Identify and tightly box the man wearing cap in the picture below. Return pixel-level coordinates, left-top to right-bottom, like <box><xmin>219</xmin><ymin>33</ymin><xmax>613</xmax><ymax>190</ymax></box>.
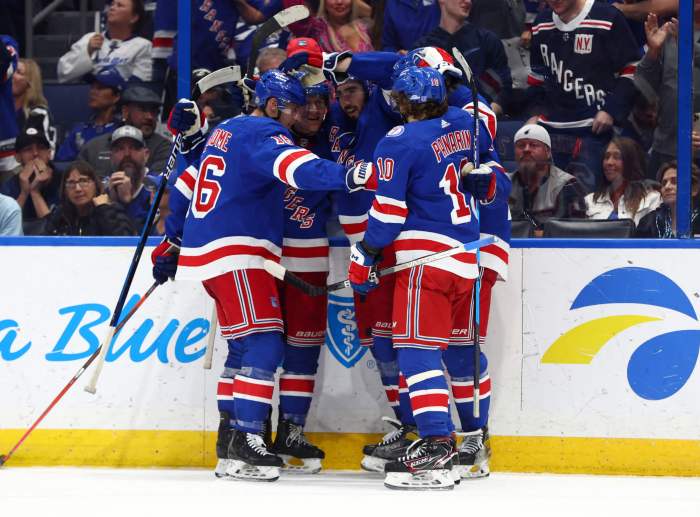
<box><xmin>0</xmin><ymin>122</ymin><xmax>60</xmax><ymax>233</ymax></box>
<box><xmin>508</xmin><ymin>123</ymin><xmax>586</xmax><ymax>232</ymax></box>
<box><xmin>55</xmin><ymin>67</ymin><xmax>124</xmax><ymax>163</ymax></box>
<box><xmin>79</xmin><ymin>85</ymin><xmax>172</xmax><ymax>178</ymax></box>
<box><xmin>106</xmin><ymin>125</ymin><xmax>158</xmax><ymax>230</ymax></box>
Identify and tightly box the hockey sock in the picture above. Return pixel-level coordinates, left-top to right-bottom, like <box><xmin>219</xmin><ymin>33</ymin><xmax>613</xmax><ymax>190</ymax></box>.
<box><xmin>397</xmin><ymin>373</ymin><xmax>416</xmax><ymax>426</ymax></box>
<box><xmin>217</xmin><ymin>339</ymin><xmax>244</xmax><ymax>423</ymax></box>
<box><xmin>397</xmin><ymin>347</ymin><xmax>451</xmax><ymax>438</ymax></box>
<box><xmin>443</xmin><ymin>345</ymin><xmax>491</xmax><ymax>431</ymax></box>
<box><xmin>279</xmin><ymin>344</ymin><xmax>321</xmax><ymax>425</ymax></box>
<box><xmin>232</xmin><ymin>332</ymin><xmax>284</xmax><ymax>434</ymax></box>
<box><xmin>370</xmin><ymin>336</ymin><xmax>400</xmax><ymax>419</ymax></box>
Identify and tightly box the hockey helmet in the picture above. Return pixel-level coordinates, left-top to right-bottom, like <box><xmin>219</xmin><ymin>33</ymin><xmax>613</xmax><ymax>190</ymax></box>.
<box><xmin>392</xmin><ymin>66</ymin><xmax>446</xmax><ymax>105</ymax></box>
<box><xmin>304</xmin><ymin>81</ymin><xmax>330</xmax><ymax>99</ymax></box>
<box><xmin>254</xmin><ymin>70</ymin><xmax>306</xmax><ymax>110</ymax></box>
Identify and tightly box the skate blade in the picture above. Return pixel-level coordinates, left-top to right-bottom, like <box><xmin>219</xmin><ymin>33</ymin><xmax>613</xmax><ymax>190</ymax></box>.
<box><xmin>360</xmin><ymin>455</ymin><xmax>388</xmax><ymax>473</ymax></box>
<box><xmin>226</xmin><ymin>460</ymin><xmax>280</xmax><ymax>482</ymax></box>
<box><xmin>384</xmin><ymin>470</ymin><xmax>454</xmax><ymax>491</ymax></box>
<box><xmin>279</xmin><ymin>455</ymin><xmax>322</xmax><ymax>474</ymax></box>
<box><xmin>214</xmin><ymin>458</ymin><xmax>230</xmax><ymax>478</ymax></box>
<box><xmin>454</xmin><ymin>461</ymin><xmax>490</xmax><ymax>479</ymax></box>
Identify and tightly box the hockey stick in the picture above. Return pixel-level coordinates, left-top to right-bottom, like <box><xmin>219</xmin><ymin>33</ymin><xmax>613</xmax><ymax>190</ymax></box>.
<box><xmin>244</xmin><ymin>5</ymin><xmax>310</xmax><ymax>81</ymax></box>
<box><xmin>453</xmin><ymin>47</ymin><xmax>482</xmax><ymax>419</ymax></box>
<box><xmin>0</xmin><ymin>281</ymin><xmax>159</xmax><ymax>467</ymax></box>
<box><xmin>190</xmin><ymin>66</ymin><xmax>242</xmax><ymax>101</ymax></box>
<box><xmin>264</xmin><ymin>236</ymin><xmax>496</xmax><ymax>297</ymax></box>
<box><xmin>202</xmin><ymin>306</ymin><xmax>217</xmax><ymax>370</ymax></box>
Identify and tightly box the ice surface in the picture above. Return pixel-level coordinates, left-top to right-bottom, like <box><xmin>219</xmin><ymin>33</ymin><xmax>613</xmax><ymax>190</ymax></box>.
<box><xmin>1</xmin><ymin>468</ymin><xmax>698</xmax><ymax>517</ymax></box>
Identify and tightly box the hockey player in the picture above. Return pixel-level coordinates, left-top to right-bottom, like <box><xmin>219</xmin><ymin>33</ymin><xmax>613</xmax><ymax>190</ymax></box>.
<box><xmin>348</xmin><ymin>65</ymin><xmax>497</xmax><ymax>490</ymax></box>
<box><xmin>152</xmin><ymin>70</ymin><xmax>375</xmax><ymax>482</ymax></box>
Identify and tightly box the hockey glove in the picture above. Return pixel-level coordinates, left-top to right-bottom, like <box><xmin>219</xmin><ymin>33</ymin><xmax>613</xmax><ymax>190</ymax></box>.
<box><xmin>167</xmin><ymin>99</ymin><xmax>208</xmax><ymax>138</ymax></box>
<box><xmin>348</xmin><ymin>241</ymin><xmax>380</xmax><ymax>295</ymax></box>
<box><xmin>322</xmin><ymin>51</ymin><xmax>352</xmax><ymax>85</ymax></box>
<box><xmin>461</xmin><ymin>163</ymin><xmax>497</xmax><ymax>204</ymax></box>
<box><xmin>151</xmin><ymin>237</ymin><xmax>181</xmax><ymax>285</ymax></box>
<box><xmin>346</xmin><ymin>161</ymin><xmax>377</xmax><ymax>193</ymax></box>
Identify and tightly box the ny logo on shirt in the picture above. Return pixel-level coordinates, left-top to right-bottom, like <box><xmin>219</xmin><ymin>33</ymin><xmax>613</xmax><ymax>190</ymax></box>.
<box><xmin>574</xmin><ymin>34</ymin><xmax>593</xmax><ymax>55</ymax></box>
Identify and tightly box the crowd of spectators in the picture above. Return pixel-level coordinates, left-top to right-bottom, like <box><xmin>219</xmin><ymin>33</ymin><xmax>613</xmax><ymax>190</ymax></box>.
<box><xmin>0</xmin><ymin>0</ymin><xmax>697</xmax><ymax>238</ymax></box>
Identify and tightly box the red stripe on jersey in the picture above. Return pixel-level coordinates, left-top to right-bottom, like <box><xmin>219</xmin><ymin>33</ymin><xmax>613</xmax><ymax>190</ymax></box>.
<box><xmin>0</xmin><ymin>149</ymin><xmax>15</xmax><ymax>159</ymax></box>
<box><xmin>279</xmin><ymin>149</ymin><xmax>312</xmax><ymax>184</ymax></box>
<box><xmin>619</xmin><ymin>65</ymin><xmax>636</xmax><ymax>76</ymax></box>
<box><xmin>279</xmin><ymin>377</ymin><xmax>315</xmax><ymax>394</ymax></box>
<box><xmin>180</xmin><ymin>169</ymin><xmax>196</xmax><ymax>190</ymax></box>
<box><xmin>341</xmin><ymin>221</ymin><xmax>368</xmax><ymax>236</ymax></box>
<box><xmin>217</xmin><ymin>380</ymin><xmax>234</xmax><ymax>396</ymax></box>
<box><xmin>410</xmin><ymin>392</ymin><xmax>449</xmax><ymax>411</ymax></box>
<box><xmin>527</xmin><ymin>75</ymin><xmax>544</xmax><ymax>86</ymax></box>
<box><xmin>481</xmin><ymin>244</ymin><xmax>508</xmax><ymax>263</ymax></box>
<box><xmin>398</xmin><ymin>375</ymin><xmax>408</xmax><ymax>389</ymax></box>
<box><xmin>385</xmin><ymin>387</ymin><xmax>398</xmax><ymax>403</ymax></box>
<box><xmin>281</xmin><ymin>245</ymin><xmax>329</xmax><ymax>258</ymax></box>
<box><xmin>233</xmin><ymin>377</ymin><xmax>274</xmax><ymax>400</ymax></box>
<box><xmin>179</xmin><ymin>244</ymin><xmax>280</xmax><ymax>266</ymax></box>
<box><xmin>372</xmin><ymin>198</ymin><xmax>408</xmax><ymax>218</ymax></box>
<box><xmin>452</xmin><ymin>377</ymin><xmax>492</xmax><ymax>399</ymax></box>
<box><xmin>394</xmin><ymin>239</ymin><xmax>477</xmax><ymax>264</ymax></box>
<box><xmin>152</xmin><ymin>37</ymin><xmax>174</xmax><ymax>48</ymax></box>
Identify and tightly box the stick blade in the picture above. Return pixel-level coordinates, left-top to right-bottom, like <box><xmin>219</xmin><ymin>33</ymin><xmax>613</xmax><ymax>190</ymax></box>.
<box><xmin>273</xmin><ymin>5</ymin><xmax>309</xmax><ymax>27</ymax></box>
<box><xmin>263</xmin><ymin>260</ymin><xmax>287</xmax><ymax>281</ymax></box>
<box><xmin>192</xmin><ymin>66</ymin><xmax>242</xmax><ymax>100</ymax></box>
<box><xmin>0</xmin><ymin>454</ymin><xmax>7</xmax><ymax>466</ymax></box>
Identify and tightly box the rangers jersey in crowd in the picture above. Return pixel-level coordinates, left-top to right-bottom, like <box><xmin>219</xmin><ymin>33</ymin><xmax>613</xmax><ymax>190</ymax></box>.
<box><xmin>528</xmin><ymin>0</ymin><xmax>641</xmax><ymax>129</ymax></box>
<box><xmin>364</xmin><ymin>106</ymin><xmax>495</xmax><ymax>280</ymax></box>
<box><xmin>170</xmin><ymin>116</ymin><xmax>349</xmax><ymax>281</ymax></box>
<box><xmin>0</xmin><ymin>35</ymin><xmax>18</xmax><ymax>172</ymax></box>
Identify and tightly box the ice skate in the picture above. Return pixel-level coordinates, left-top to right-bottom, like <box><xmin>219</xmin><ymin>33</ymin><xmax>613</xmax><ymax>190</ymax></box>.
<box><xmin>361</xmin><ymin>417</ymin><xmax>417</xmax><ymax>473</ymax></box>
<box><xmin>454</xmin><ymin>427</ymin><xmax>491</xmax><ymax>479</ymax></box>
<box><xmin>271</xmin><ymin>418</ymin><xmax>325</xmax><ymax>474</ymax></box>
<box><xmin>226</xmin><ymin>429</ymin><xmax>283</xmax><ymax>482</ymax></box>
<box><xmin>214</xmin><ymin>411</ymin><xmax>232</xmax><ymax>478</ymax></box>
<box><xmin>384</xmin><ymin>436</ymin><xmax>456</xmax><ymax>491</ymax></box>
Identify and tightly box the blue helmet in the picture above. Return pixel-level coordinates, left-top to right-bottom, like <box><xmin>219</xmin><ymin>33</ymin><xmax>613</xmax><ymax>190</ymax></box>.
<box><xmin>304</xmin><ymin>81</ymin><xmax>330</xmax><ymax>99</ymax></box>
<box><xmin>390</xmin><ymin>55</ymin><xmax>413</xmax><ymax>84</ymax></box>
<box><xmin>392</xmin><ymin>66</ymin><xmax>446</xmax><ymax>104</ymax></box>
<box><xmin>254</xmin><ymin>70</ymin><xmax>306</xmax><ymax>110</ymax></box>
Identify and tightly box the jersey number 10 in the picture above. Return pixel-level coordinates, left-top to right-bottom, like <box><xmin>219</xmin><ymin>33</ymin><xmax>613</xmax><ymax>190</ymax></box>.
<box><xmin>440</xmin><ymin>158</ymin><xmax>472</xmax><ymax>225</ymax></box>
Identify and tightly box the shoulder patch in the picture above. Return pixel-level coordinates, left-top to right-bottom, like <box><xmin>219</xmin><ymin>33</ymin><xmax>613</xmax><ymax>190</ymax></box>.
<box><xmin>387</xmin><ymin>125</ymin><xmax>405</xmax><ymax>137</ymax></box>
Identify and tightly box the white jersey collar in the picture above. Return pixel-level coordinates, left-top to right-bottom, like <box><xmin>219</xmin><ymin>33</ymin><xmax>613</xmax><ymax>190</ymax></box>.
<box><xmin>552</xmin><ymin>0</ymin><xmax>595</xmax><ymax>32</ymax></box>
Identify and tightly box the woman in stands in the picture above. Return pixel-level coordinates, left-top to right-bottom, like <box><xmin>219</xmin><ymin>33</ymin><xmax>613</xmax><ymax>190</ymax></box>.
<box><xmin>285</xmin><ymin>0</ymin><xmax>374</xmax><ymax>52</ymax></box>
<box><xmin>13</xmin><ymin>58</ymin><xmax>56</xmax><ymax>152</ymax></box>
<box><xmin>57</xmin><ymin>0</ymin><xmax>152</xmax><ymax>82</ymax></box>
<box><xmin>635</xmin><ymin>161</ymin><xmax>700</xmax><ymax>238</ymax></box>
<box><xmin>43</xmin><ymin>161</ymin><xmax>135</xmax><ymax>236</ymax></box>
<box><xmin>585</xmin><ymin>136</ymin><xmax>661</xmax><ymax>226</ymax></box>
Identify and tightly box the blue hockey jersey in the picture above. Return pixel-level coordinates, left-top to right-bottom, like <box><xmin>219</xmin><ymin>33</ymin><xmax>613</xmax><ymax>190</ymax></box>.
<box><xmin>528</xmin><ymin>0</ymin><xmax>641</xmax><ymax>129</ymax></box>
<box><xmin>175</xmin><ymin>115</ymin><xmax>349</xmax><ymax>281</ymax></box>
<box><xmin>0</xmin><ymin>35</ymin><xmax>18</xmax><ymax>171</ymax></box>
<box><xmin>365</xmin><ymin>106</ymin><xmax>494</xmax><ymax>280</ymax></box>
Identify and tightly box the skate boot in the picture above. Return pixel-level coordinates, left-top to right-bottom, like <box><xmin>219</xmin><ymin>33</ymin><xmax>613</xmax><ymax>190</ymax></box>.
<box><xmin>454</xmin><ymin>427</ymin><xmax>491</xmax><ymax>479</ymax></box>
<box><xmin>361</xmin><ymin>417</ymin><xmax>418</xmax><ymax>473</ymax></box>
<box><xmin>271</xmin><ymin>417</ymin><xmax>325</xmax><ymax>474</ymax></box>
<box><xmin>214</xmin><ymin>411</ymin><xmax>232</xmax><ymax>478</ymax></box>
<box><xmin>226</xmin><ymin>429</ymin><xmax>283</xmax><ymax>482</ymax></box>
<box><xmin>384</xmin><ymin>436</ymin><xmax>456</xmax><ymax>491</ymax></box>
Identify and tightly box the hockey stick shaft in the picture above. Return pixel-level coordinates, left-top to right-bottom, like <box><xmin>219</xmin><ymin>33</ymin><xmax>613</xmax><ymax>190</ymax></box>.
<box><xmin>453</xmin><ymin>47</ymin><xmax>482</xmax><ymax>418</ymax></box>
<box><xmin>0</xmin><ymin>282</ymin><xmax>159</xmax><ymax>467</ymax></box>
<box><xmin>202</xmin><ymin>306</ymin><xmax>217</xmax><ymax>370</ymax></box>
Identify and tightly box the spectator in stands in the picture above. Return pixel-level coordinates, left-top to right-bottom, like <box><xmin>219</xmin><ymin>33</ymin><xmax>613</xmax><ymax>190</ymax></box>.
<box><xmin>106</xmin><ymin>125</ymin><xmax>157</xmax><ymax>230</ymax></box>
<box><xmin>13</xmin><ymin>59</ymin><xmax>48</xmax><ymax>133</ymax></box>
<box><xmin>43</xmin><ymin>161</ymin><xmax>136</xmax><ymax>237</ymax></box>
<box><xmin>57</xmin><ymin>0</ymin><xmax>152</xmax><ymax>83</ymax></box>
<box><xmin>619</xmin><ymin>94</ymin><xmax>657</xmax><ymax>153</ymax></box>
<box><xmin>0</xmin><ymin>191</ymin><xmax>21</xmax><ymax>235</ymax></box>
<box><xmin>414</xmin><ymin>0</ymin><xmax>512</xmax><ymax>116</ymax></box>
<box><xmin>585</xmin><ymin>137</ymin><xmax>661</xmax><ymax>225</ymax></box>
<box><xmin>0</xmin><ymin>35</ymin><xmax>19</xmax><ymax>184</ymax></box>
<box><xmin>256</xmin><ymin>48</ymin><xmax>287</xmax><ymax>74</ymax></box>
<box><xmin>284</xmin><ymin>0</ymin><xmax>374</xmax><ymax>52</ymax></box>
<box><xmin>527</xmin><ymin>0</ymin><xmax>642</xmax><ymax>189</ymax></box>
<box><xmin>635</xmin><ymin>13</ymin><xmax>700</xmax><ymax>179</ymax></box>
<box><xmin>232</xmin><ymin>0</ymin><xmax>292</xmax><ymax>70</ymax></box>
<box><xmin>381</xmin><ymin>0</ymin><xmax>440</xmax><ymax>53</ymax></box>
<box><xmin>79</xmin><ymin>85</ymin><xmax>171</xmax><ymax>178</ymax></box>
<box><xmin>0</xmin><ymin>123</ymin><xmax>61</xmax><ymax>234</ymax></box>
<box><xmin>55</xmin><ymin>67</ymin><xmax>124</xmax><ymax>163</ymax></box>
<box><xmin>636</xmin><ymin>160</ymin><xmax>700</xmax><ymax>238</ymax></box>
<box><xmin>508</xmin><ymin>124</ymin><xmax>587</xmax><ymax>233</ymax></box>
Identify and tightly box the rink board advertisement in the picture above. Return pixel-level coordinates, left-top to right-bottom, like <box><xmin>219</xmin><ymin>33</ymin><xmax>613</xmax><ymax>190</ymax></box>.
<box><xmin>1</xmin><ymin>241</ymin><xmax>699</xmax><ymax>474</ymax></box>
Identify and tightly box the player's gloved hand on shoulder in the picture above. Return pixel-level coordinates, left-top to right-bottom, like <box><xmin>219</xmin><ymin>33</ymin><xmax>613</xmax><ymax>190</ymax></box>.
<box><xmin>461</xmin><ymin>162</ymin><xmax>497</xmax><ymax>203</ymax></box>
<box><xmin>151</xmin><ymin>237</ymin><xmax>181</xmax><ymax>285</ymax></box>
<box><xmin>348</xmin><ymin>241</ymin><xmax>380</xmax><ymax>295</ymax></box>
<box><xmin>322</xmin><ymin>51</ymin><xmax>352</xmax><ymax>84</ymax></box>
<box><xmin>346</xmin><ymin>161</ymin><xmax>377</xmax><ymax>193</ymax></box>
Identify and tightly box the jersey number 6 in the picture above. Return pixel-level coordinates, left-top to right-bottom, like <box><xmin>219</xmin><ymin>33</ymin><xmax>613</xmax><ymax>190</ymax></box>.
<box><xmin>440</xmin><ymin>158</ymin><xmax>472</xmax><ymax>225</ymax></box>
<box><xmin>192</xmin><ymin>155</ymin><xmax>226</xmax><ymax>219</ymax></box>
